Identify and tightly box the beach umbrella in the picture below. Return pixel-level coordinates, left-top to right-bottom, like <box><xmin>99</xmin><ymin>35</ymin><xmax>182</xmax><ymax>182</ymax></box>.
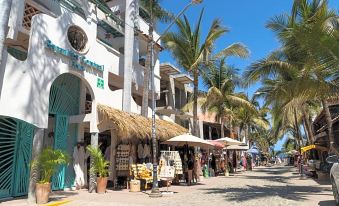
<box><xmin>247</xmin><ymin>146</ymin><xmax>259</xmax><ymax>154</ymax></box>
<box><xmin>161</xmin><ymin>134</ymin><xmax>214</xmax><ymax>149</ymax></box>
<box><xmin>215</xmin><ymin>137</ymin><xmax>243</xmax><ymax>146</ymax></box>
<box><xmin>207</xmin><ymin>140</ymin><xmax>225</xmax><ymax>149</ymax></box>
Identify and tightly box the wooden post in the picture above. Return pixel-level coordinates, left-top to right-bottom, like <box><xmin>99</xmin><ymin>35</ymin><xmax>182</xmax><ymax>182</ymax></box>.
<box><xmin>110</xmin><ymin>130</ymin><xmax>117</xmax><ymax>188</ymax></box>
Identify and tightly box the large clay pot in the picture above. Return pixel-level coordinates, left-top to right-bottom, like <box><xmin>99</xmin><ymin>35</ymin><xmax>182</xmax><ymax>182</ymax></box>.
<box><xmin>36</xmin><ymin>183</ymin><xmax>51</xmax><ymax>204</ymax></box>
<box><xmin>96</xmin><ymin>177</ymin><xmax>107</xmax><ymax>194</ymax></box>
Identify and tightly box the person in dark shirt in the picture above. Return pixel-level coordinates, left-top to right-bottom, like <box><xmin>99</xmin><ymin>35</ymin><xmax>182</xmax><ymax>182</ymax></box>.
<box><xmin>187</xmin><ymin>155</ymin><xmax>194</xmax><ymax>185</ymax></box>
<box><xmin>211</xmin><ymin>154</ymin><xmax>216</xmax><ymax>174</ymax></box>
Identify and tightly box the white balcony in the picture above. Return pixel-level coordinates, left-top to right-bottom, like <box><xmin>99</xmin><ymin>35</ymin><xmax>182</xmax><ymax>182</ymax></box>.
<box><xmin>138</xmin><ymin>16</ymin><xmax>161</xmax><ymax>44</ymax></box>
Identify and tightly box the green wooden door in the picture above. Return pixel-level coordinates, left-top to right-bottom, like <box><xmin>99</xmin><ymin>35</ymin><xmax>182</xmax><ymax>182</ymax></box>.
<box><xmin>49</xmin><ymin>74</ymin><xmax>80</xmax><ymax>190</ymax></box>
<box><xmin>0</xmin><ymin>118</ymin><xmax>17</xmax><ymax>199</ymax></box>
<box><xmin>12</xmin><ymin>120</ymin><xmax>34</xmax><ymax>196</ymax></box>
<box><xmin>64</xmin><ymin>124</ymin><xmax>78</xmax><ymax>189</ymax></box>
<box><xmin>52</xmin><ymin>115</ymin><xmax>69</xmax><ymax>190</ymax></box>
<box><xmin>0</xmin><ymin>117</ymin><xmax>34</xmax><ymax>199</ymax></box>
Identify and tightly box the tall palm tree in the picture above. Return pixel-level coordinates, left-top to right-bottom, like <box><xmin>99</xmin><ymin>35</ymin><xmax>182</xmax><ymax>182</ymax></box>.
<box><xmin>163</xmin><ymin>9</ymin><xmax>248</xmax><ymax>136</ymax></box>
<box><xmin>245</xmin><ymin>0</ymin><xmax>339</xmax><ymax>153</ymax></box>
<box><xmin>0</xmin><ymin>0</ymin><xmax>13</xmax><ymax>66</ymax></box>
<box><xmin>235</xmin><ymin>97</ymin><xmax>270</xmax><ymax>144</ymax></box>
<box><xmin>140</xmin><ymin>0</ymin><xmax>171</xmax><ymax>117</ymax></box>
<box><xmin>198</xmin><ymin>58</ymin><xmax>255</xmax><ymax>138</ymax></box>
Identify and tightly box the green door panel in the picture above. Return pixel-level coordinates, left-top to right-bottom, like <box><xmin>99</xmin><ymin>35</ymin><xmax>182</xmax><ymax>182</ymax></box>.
<box><xmin>0</xmin><ymin>118</ymin><xmax>34</xmax><ymax>199</ymax></box>
<box><xmin>52</xmin><ymin>115</ymin><xmax>69</xmax><ymax>190</ymax></box>
<box><xmin>64</xmin><ymin>124</ymin><xmax>78</xmax><ymax>188</ymax></box>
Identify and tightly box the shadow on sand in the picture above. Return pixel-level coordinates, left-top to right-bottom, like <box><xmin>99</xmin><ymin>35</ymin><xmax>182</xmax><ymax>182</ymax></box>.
<box><xmin>200</xmin><ymin>184</ymin><xmax>331</xmax><ymax>203</ymax></box>
<box><xmin>318</xmin><ymin>200</ymin><xmax>336</xmax><ymax>206</ymax></box>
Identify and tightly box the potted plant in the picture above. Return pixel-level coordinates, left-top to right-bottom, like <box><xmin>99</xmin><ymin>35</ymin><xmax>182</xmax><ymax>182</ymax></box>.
<box><xmin>86</xmin><ymin>145</ymin><xmax>110</xmax><ymax>193</ymax></box>
<box><xmin>31</xmin><ymin>148</ymin><xmax>69</xmax><ymax>204</ymax></box>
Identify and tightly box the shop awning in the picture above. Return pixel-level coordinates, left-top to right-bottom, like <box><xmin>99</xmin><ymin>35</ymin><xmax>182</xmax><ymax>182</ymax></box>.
<box><xmin>97</xmin><ymin>104</ymin><xmax>187</xmax><ymax>141</ymax></box>
<box><xmin>301</xmin><ymin>144</ymin><xmax>328</xmax><ymax>153</ymax></box>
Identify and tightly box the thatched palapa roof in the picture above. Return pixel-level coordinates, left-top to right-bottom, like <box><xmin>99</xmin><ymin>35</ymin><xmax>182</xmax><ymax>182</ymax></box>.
<box><xmin>97</xmin><ymin>104</ymin><xmax>188</xmax><ymax>141</ymax></box>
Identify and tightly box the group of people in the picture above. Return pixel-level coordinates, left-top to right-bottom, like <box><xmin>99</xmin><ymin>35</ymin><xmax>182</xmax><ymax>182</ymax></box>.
<box><xmin>185</xmin><ymin>154</ymin><xmax>202</xmax><ymax>186</ymax></box>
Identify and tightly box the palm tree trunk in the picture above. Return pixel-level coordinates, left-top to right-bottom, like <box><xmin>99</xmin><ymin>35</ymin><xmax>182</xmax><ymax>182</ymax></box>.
<box><xmin>0</xmin><ymin>0</ymin><xmax>12</xmax><ymax>66</ymax></box>
<box><xmin>220</xmin><ymin>117</ymin><xmax>224</xmax><ymax>138</ymax></box>
<box><xmin>322</xmin><ymin>99</ymin><xmax>339</xmax><ymax>155</ymax></box>
<box><xmin>301</xmin><ymin>107</ymin><xmax>314</xmax><ymax>143</ymax></box>
<box><xmin>229</xmin><ymin>117</ymin><xmax>234</xmax><ymax>138</ymax></box>
<box><xmin>302</xmin><ymin>121</ymin><xmax>309</xmax><ymax>145</ymax></box>
<box><xmin>193</xmin><ymin>68</ymin><xmax>198</xmax><ymax>136</ymax></box>
<box><xmin>293</xmin><ymin>109</ymin><xmax>302</xmax><ymax>149</ymax></box>
<box><xmin>141</xmin><ymin>25</ymin><xmax>153</xmax><ymax>117</ymax></box>
<box><xmin>302</xmin><ymin>116</ymin><xmax>314</xmax><ymax>143</ymax></box>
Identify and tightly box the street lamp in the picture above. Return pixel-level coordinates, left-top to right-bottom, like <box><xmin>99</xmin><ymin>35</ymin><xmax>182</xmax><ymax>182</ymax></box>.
<box><xmin>149</xmin><ymin>0</ymin><xmax>202</xmax><ymax>198</ymax></box>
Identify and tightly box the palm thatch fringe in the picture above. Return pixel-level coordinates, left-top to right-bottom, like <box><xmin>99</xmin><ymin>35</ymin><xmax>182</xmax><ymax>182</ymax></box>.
<box><xmin>97</xmin><ymin>104</ymin><xmax>187</xmax><ymax>141</ymax></box>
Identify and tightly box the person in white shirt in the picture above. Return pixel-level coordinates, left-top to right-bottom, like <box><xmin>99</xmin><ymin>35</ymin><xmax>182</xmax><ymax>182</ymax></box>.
<box><xmin>73</xmin><ymin>142</ymin><xmax>85</xmax><ymax>189</ymax></box>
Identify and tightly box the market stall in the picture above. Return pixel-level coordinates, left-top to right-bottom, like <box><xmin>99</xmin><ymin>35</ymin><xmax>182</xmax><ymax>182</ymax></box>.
<box><xmin>301</xmin><ymin>144</ymin><xmax>329</xmax><ymax>178</ymax></box>
<box><xmin>215</xmin><ymin>137</ymin><xmax>243</xmax><ymax>176</ymax></box>
<box><xmin>161</xmin><ymin>134</ymin><xmax>214</xmax><ymax>185</ymax></box>
<box><xmin>96</xmin><ymin>105</ymin><xmax>188</xmax><ymax>190</ymax></box>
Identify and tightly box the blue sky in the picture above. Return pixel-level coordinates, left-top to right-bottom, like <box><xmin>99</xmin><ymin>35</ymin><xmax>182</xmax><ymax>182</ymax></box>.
<box><xmin>158</xmin><ymin>0</ymin><xmax>338</xmax><ymax>150</ymax></box>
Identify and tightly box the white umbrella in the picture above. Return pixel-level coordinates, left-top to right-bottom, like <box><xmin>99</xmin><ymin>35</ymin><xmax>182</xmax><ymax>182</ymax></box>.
<box><xmin>161</xmin><ymin>134</ymin><xmax>214</xmax><ymax>149</ymax></box>
<box><xmin>215</xmin><ymin>137</ymin><xmax>243</xmax><ymax>176</ymax></box>
<box><xmin>215</xmin><ymin>137</ymin><xmax>243</xmax><ymax>146</ymax></box>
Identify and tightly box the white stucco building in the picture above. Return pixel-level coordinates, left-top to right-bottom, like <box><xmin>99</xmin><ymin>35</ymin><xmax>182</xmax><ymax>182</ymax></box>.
<box><xmin>0</xmin><ymin>0</ymin><xmax>163</xmax><ymax>200</ymax></box>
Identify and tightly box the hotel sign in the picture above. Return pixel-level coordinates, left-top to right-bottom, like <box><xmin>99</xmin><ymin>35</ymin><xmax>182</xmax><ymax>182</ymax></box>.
<box><xmin>45</xmin><ymin>40</ymin><xmax>104</xmax><ymax>72</ymax></box>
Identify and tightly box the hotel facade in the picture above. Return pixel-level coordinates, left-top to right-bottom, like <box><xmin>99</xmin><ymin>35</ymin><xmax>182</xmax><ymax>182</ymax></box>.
<box><xmin>0</xmin><ymin>0</ymin><xmax>166</xmax><ymax>200</ymax></box>
<box><xmin>0</xmin><ymin>0</ymin><xmax>246</xmax><ymax>201</ymax></box>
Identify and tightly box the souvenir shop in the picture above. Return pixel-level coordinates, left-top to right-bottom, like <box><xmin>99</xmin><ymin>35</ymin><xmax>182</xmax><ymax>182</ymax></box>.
<box><xmin>96</xmin><ymin>105</ymin><xmax>188</xmax><ymax>189</ymax></box>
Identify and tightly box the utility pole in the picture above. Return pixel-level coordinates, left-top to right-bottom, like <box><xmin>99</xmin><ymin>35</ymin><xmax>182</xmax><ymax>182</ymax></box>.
<box><xmin>149</xmin><ymin>0</ymin><xmax>202</xmax><ymax>197</ymax></box>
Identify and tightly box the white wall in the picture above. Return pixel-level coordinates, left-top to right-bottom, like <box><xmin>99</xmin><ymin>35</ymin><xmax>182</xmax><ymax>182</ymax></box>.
<box><xmin>0</xmin><ymin>7</ymin><xmax>133</xmax><ymax>129</ymax></box>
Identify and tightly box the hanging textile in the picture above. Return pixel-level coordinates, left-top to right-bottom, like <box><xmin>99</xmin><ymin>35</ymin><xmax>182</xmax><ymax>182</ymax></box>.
<box><xmin>73</xmin><ymin>146</ymin><xmax>85</xmax><ymax>188</ymax></box>
<box><xmin>137</xmin><ymin>144</ymin><xmax>144</xmax><ymax>159</ymax></box>
<box><xmin>143</xmin><ymin>144</ymin><xmax>151</xmax><ymax>159</ymax></box>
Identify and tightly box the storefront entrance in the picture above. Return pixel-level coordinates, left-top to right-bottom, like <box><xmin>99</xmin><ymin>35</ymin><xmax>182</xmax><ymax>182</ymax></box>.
<box><xmin>48</xmin><ymin>73</ymin><xmax>81</xmax><ymax>191</ymax></box>
<box><xmin>0</xmin><ymin>117</ymin><xmax>35</xmax><ymax>199</ymax></box>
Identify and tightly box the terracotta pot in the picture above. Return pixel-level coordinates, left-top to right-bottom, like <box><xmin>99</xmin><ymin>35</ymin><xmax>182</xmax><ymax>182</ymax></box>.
<box><xmin>96</xmin><ymin>177</ymin><xmax>107</xmax><ymax>194</ymax></box>
<box><xmin>36</xmin><ymin>183</ymin><xmax>51</xmax><ymax>204</ymax></box>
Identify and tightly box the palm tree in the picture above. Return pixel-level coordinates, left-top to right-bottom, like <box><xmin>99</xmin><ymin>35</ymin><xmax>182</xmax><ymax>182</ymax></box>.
<box><xmin>140</xmin><ymin>0</ymin><xmax>172</xmax><ymax>117</ymax></box>
<box><xmin>163</xmin><ymin>9</ymin><xmax>248</xmax><ymax>136</ymax></box>
<box><xmin>235</xmin><ymin>97</ymin><xmax>270</xmax><ymax>144</ymax></box>
<box><xmin>0</xmin><ymin>0</ymin><xmax>13</xmax><ymax>66</ymax></box>
<box><xmin>245</xmin><ymin>0</ymin><xmax>339</xmax><ymax>153</ymax></box>
<box><xmin>197</xmin><ymin>58</ymin><xmax>255</xmax><ymax>139</ymax></box>
<box><xmin>31</xmin><ymin>148</ymin><xmax>69</xmax><ymax>184</ymax></box>
<box><xmin>86</xmin><ymin>145</ymin><xmax>110</xmax><ymax>178</ymax></box>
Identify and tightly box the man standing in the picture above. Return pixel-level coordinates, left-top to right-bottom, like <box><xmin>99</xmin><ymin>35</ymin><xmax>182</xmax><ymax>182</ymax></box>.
<box><xmin>73</xmin><ymin>142</ymin><xmax>85</xmax><ymax>189</ymax></box>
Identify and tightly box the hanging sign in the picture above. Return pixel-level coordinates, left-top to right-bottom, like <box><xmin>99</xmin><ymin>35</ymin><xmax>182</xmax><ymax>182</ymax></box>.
<box><xmin>159</xmin><ymin>166</ymin><xmax>175</xmax><ymax>179</ymax></box>
<box><xmin>45</xmin><ymin>40</ymin><xmax>104</xmax><ymax>72</ymax></box>
<box><xmin>97</xmin><ymin>78</ymin><xmax>104</xmax><ymax>89</ymax></box>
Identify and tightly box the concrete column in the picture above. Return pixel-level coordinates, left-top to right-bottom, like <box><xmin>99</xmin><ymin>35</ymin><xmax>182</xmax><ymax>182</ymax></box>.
<box><xmin>89</xmin><ymin>132</ymin><xmax>98</xmax><ymax>193</ymax></box>
<box><xmin>209</xmin><ymin>126</ymin><xmax>212</xmax><ymax>140</ymax></box>
<box><xmin>77</xmin><ymin>123</ymin><xmax>84</xmax><ymax>142</ymax></box>
<box><xmin>168</xmin><ymin>77</ymin><xmax>175</xmax><ymax>109</ymax></box>
<box><xmin>27</xmin><ymin>128</ymin><xmax>44</xmax><ymax>204</ymax></box>
<box><xmin>199</xmin><ymin>121</ymin><xmax>204</xmax><ymax>138</ymax></box>
<box><xmin>122</xmin><ymin>0</ymin><xmax>136</xmax><ymax>113</ymax></box>
<box><xmin>79</xmin><ymin>81</ymin><xmax>86</xmax><ymax>115</ymax></box>
<box><xmin>77</xmin><ymin>81</ymin><xmax>86</xmax><ymax>142</ymax></box>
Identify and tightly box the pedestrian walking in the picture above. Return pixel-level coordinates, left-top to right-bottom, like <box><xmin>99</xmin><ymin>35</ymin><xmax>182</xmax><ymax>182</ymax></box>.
<box><xmin>187</xmin><ymin>155</ymin><xmax>194</xmax><ymax>186</ymax></box>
